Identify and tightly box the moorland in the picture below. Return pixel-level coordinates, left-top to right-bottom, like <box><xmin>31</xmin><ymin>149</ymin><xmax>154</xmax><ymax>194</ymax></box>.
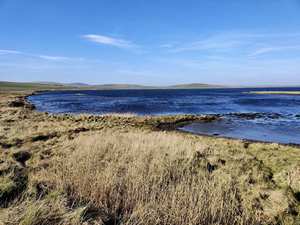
<box><xmin>0</xmin><ymin>84</ymin><xmax>300</xmax><ymax>225</ymax></box>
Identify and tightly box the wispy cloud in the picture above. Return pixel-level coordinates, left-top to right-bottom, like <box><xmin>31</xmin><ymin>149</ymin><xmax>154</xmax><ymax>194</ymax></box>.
<box><xmin>165</xmin><ymin>31</ymin><xmax>300</xmax><ymax>54</ymax></box>
<box><xmin>170</xmin><ymin>39</ymin><xmax>242</xmax><ymax>53</ymax></box>
<box><xmin>82</xmin><ymin>34</ymin><xmax>137</xmax><ymax>49</ymax></box>
<box><xmin>38</xmin><ymin>55</ymin><xmax>67</xmax><ymax>61</ymax></box>
<box><xmin>37</xmin><ymin>55</ymin><xmax>84</xmax><ymax>61</ymax></box>
<box><xmin>159</xmin><ymin>42</ymin><xmax>180</xmax><ymax>49</ymax></box>
<box><xmin>160</xmin><ymin>44</ymin><xmax>174</xmax><ymax>48</ymax></box>
<box><xmin>249</xmin><ymin>45</ymin><xmax>300</xmax><ymax>56</ymax></box>
<box><xmin>166</xmin><ymin>32</ymin><xmax>247</xmax><ymax>53</ymax></box>
<box><xmin>0</xmin><ymin>49</ymin><xmax>22</xmax><ymax>55</ymax></box>
<box><xmin>0</xmin><ymin>49</ymin><xmax>83</xmax><ymax>62</ymax></box>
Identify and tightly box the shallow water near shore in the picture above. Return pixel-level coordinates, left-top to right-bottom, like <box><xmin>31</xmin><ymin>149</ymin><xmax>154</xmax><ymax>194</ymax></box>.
<box><xmin>180</xmin><ymin>116</ymin><xmax>300</xmax><ymax>144</ymax></box>
<box><xmin>28</xmin><ymin>87</ymin><xmax>300</xmax><ymax>144</ymax></box>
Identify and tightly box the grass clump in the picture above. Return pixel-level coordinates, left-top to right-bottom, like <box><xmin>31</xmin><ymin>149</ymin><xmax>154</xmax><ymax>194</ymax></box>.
<box><xmin>19</xmin><ymin>199</ymin><xmax>62</xmax><ymax>225</ymax></box>
<box><xmin>0</xmin><ymin>191</ymin><xmax>93</xmax><ymax>225</ymax></box>
<box><xmin>0</xmin><ymin>164</ymin><xmax>28</xmax><ymax>207</ymax></box>
<box><xmin>0</xmin><ymin>177</ymin><xmax>17</xmax><ymax>204</ymax></box>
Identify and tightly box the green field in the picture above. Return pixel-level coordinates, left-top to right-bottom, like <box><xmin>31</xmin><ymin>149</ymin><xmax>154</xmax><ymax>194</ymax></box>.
<box><xmin>0</xmin><ymin>81</ymin><xmax>70</xmax><ymax>91</ymax></box>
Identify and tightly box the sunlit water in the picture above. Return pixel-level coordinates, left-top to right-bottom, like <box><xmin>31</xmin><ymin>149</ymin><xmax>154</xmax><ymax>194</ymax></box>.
<box><xmin>28</xmin><ymin>88</ymin><xmax>300</xmax><ymax>144</ymax></box>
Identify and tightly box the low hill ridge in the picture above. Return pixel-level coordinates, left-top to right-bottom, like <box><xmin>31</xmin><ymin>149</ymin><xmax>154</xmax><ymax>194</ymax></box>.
<box><xmin>0</xmin><ymin>81</ymin><xmax>224</xmax><ymax>90</ymax></box>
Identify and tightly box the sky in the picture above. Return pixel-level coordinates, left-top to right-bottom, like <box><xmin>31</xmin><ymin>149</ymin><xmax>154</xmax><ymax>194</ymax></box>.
<box><xmin>1</xmin><ymin>0</ymin><xmax>300</xmax><ymax>86</ymax></box>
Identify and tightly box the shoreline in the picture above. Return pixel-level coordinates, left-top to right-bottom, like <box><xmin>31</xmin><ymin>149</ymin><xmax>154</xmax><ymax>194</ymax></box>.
<box><xmin>179</xmin><ymin>128</ymin><xmax>300</xmax><ymax>148</ymax></box>
<box><xmin>26</xmin><ymin>90</ymin><xmax>300</xmax><ymax>147</ymax></box>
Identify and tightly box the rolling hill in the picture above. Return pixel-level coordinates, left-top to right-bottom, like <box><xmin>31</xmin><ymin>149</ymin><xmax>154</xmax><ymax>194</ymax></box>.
<box><xmin>0</xmin><ymin>81</ymin><xmax>224</xmax><ymax>91</ymax></box>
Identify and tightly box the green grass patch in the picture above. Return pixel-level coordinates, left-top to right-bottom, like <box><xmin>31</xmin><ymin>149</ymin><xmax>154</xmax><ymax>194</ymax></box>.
<box><xmin>0</xmin><ymin>81</ymin><xmax>69</xmax><ymax>91</ymax></box>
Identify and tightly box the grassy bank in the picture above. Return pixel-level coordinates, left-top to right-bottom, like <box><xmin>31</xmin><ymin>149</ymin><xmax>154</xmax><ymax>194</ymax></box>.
<box><xmin>0</xmin><ymin>91</ymin><xmax>300</xmax><ymax>225</ymax></box>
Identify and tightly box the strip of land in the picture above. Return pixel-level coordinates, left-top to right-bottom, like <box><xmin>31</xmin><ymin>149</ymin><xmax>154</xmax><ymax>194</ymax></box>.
<box><xmin>0</xmin><ymin>89</ymin><xmax>299</xmax><ymax>225</ymax></box>
<box><xmin>250</xmin><ymin>91</ymin><xmax>300</xmax><ymax>95</ymax></box>
<box><xmin>0</xmin><ymin>81</ymin><xmax>224</xmax><ymax>91</ymax></box>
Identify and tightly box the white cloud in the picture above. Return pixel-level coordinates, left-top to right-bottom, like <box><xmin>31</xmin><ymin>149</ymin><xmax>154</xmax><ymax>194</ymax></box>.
<box><xmin>82</xmin><ymin>34</ymin><xmax>137</xmax><ymax>49</ymax></box>
<box><xmin>249</xmin><ymin>46</ymin><xmax>300</xmax><ymax>57</ymax></box>
<box><xmin>38</xmin><ymin>55</ymin><xmax>69</xmax><ymax>61</ymax></box>
<box><xmin>0</xmin><ymin>49</ymin><xmax>22</xmax><ymax>55</ymax></box>
<box><xmin>166</xmin><ymin>31</ymin><xmax>300</xmax><ymax>53</ymax></box>
<box><xmin>37</xmin><ymin>55</ymin><xmax>84</xmax><ymax>61</ymax></box>
<box><xmin>171</xmin><ymin>39</ymin><xmax>242</xmax><ymax>53</ymax></box>
<box><xmin>249</xmin><ymin>47</ymin><xmax>278</xmax><ymax>56</ymax></box>
<box><xmin>0</xmin><ymin>49</ymin><xmax>84</xmax><ymax>62</ymax></box>
<box><xmin>167</xmin><ymin>32</ymin><xmax>248</xmax><ymax>53</ymax></box>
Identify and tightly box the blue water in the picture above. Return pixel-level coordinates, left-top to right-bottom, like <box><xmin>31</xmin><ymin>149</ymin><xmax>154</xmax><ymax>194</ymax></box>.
<box><xmin>28</xmin><ymin>88</ymin><xmax>300</xmax><ymax>144</ymax></box>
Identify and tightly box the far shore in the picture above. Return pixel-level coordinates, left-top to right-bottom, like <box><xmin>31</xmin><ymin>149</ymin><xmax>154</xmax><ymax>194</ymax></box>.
<box><xmin>249</xmin><ymin>91</ymin><xmax>300</xmax><ymax>95</ymax></box>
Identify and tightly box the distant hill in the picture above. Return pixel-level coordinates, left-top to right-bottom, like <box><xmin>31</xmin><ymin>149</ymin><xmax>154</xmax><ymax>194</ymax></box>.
<box><xmin>0</xmin><ymin>81</ymin><xmax>224</xmax><ymax>91</ymax></box>
<box><xmin>168</xmin><ymin>83</ymin><xmax>223</xmax><ymax>89</ymax></box>
<box><xmin>91</xmin><ymin>84</ymin><xmax>155</xmax><ymax>90</ymax></box>
<box><xmin>0</xmin><ymin>81</ymin><xmax>67</xmax><ymax>91</ymax></box>
<box><xmin>33</xmin><ymin>82</ymin><xmax>91</xmax><ymax>87</ymax></box>
<box><xmin>64</xmin><ymin>82</ymin><xmax>91</xmax><ymax>87</ymax></box>
<box><xmin>62</xmin><ymin>82</ymin><xmax>224</xmax><ymax>89</ymax></box>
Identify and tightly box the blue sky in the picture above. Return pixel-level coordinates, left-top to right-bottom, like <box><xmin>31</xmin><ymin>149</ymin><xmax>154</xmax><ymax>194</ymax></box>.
<box><xmin>1</xmin><ymin>0</ymin><xmax>300</xmax><ymax>86</ymax></box>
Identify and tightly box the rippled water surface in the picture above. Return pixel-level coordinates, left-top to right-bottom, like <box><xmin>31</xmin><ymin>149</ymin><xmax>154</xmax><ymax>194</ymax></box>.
<box><xmin>28</xmin><ymin>88</ymin><xmax>300</xmax><ymax>144</ymax></box>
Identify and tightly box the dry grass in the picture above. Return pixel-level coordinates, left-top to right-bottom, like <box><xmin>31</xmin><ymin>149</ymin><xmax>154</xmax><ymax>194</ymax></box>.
<box><xmin>49</xmin><ymin>131</ymin><xmax>259</xmax><ymax>225</ymax></box>
<box><xmin>0</xmin><ymin>193</ymin><xmax>88</xmax><ymax>225</ymax></box>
